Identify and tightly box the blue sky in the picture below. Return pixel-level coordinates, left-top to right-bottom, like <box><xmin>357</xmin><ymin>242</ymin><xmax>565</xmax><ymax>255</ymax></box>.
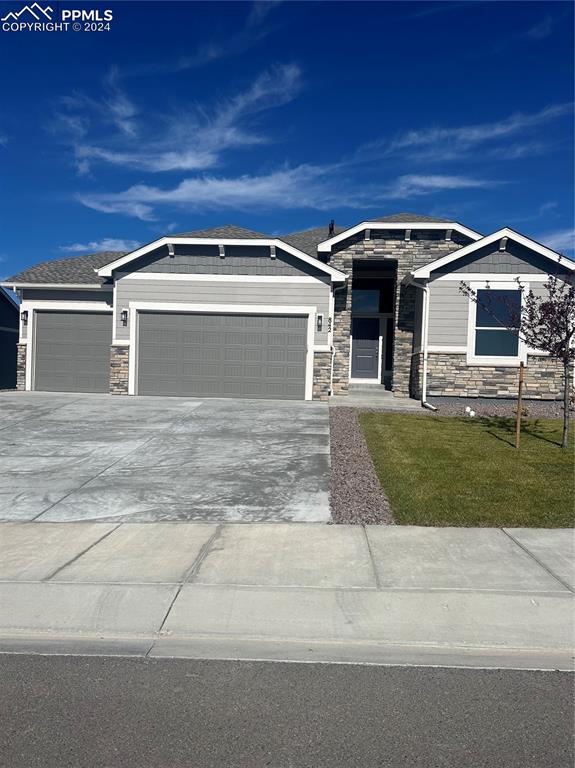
<box><xmin>0</xmin><ymin>0</ymin><xmax>573</xmax><ymax>279</ymax></box>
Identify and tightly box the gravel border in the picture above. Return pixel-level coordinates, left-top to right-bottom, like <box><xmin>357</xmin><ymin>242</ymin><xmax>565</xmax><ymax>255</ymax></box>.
<box><xmin>427</xmin><ymin>397</ymin><xmax>571</xmax><ymax>419</ymax></box>
<box><xmin>329</xmin><ymin>407</ymin><xmax>394</xmax><ymax>525</ymax></box>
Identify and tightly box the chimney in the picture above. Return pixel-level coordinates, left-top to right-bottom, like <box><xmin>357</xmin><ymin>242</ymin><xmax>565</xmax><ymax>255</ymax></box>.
<box><xmin>328</xmin><ymin>219</ymin><xmax>335</xmax><ymax>236</ymax></box>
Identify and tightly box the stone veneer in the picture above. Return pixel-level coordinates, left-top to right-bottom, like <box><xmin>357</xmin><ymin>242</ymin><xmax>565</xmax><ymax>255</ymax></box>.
<box><xmin>110</xmin><ymin>345</ymin><xmax>129</xmax><ymax>395</ymax></box>
<box><xmin>313</xmin><ymin>350</ymin><xmax>332</xmax><ymax>401</ymax></box>
<box><xmin>16</xmin><ymin>343</ymin><xmax>26</xmax><ymax>390</ymax></box>
<box><xmin>328</xmin><ymin>231</ymin><xmax>465</xmax><ymax>396</ymax></box>
<box><xmin>425</xmin><ymin>353</ymin><xmax>568</xmax><ymax>399</ymax></box>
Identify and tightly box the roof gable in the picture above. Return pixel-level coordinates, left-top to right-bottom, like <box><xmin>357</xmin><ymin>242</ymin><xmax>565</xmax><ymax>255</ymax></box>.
<box><xmin>412</xmin><ymin>228</ymin><xmax>575</xmax><ymax>278</ymax></box>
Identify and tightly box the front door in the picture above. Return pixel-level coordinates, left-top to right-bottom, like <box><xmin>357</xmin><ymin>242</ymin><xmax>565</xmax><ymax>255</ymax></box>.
<box><xmin>351</xmin><ymin>317</ymin><xmax>380</xmax><ymax>379</ymax></box>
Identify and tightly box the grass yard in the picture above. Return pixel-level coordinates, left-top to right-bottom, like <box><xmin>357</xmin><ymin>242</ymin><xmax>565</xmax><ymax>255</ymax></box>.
<box><xmin>359</xmin><ymin>413</ymin><xmax>574</xmax><ymax>528</ymax></box>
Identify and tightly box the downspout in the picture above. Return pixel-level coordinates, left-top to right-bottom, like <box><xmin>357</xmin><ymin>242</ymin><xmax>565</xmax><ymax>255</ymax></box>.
<box><xmin>408</xmin><ymin>276</ymin><xmax>437</xmax><ymax>411</ymax></box>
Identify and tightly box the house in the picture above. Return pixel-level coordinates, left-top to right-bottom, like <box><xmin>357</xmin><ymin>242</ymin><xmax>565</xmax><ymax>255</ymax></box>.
<box><xmin>2</xmin><ymin>215</ymin><xmax>573</xmax><ymax>401</ymax></box>
<box><xmin>0</xmin><ymin>287</ymin><xmax>19</xmax><ymax>390</ymax></box>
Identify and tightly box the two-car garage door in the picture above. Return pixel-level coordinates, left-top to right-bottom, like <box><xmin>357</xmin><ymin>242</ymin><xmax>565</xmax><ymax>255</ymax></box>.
<box><xmin>137</xmin><ymin>312</ymin><xmax>307</xmax><ymax>400</ymax></box>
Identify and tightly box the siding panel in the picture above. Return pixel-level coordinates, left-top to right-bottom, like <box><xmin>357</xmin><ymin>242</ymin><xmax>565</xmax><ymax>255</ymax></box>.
<box><xmin>427</xmin><ymin>282</ymin><xmax>468</xmax><ymax>346</ymax></box>
<box><xmin>116</xmin><ymin>279</ymin><xmax>330</xmax><ymax>344</ymax></box>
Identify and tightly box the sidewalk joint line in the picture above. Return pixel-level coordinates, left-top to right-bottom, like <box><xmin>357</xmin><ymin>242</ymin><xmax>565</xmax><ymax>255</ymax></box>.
<box><xmin>500</xmin><ymin>528</ymin><xmax>574</xmax><ymax>594</ymax></box>
<box><xmin>42</xmin><ymin>523</ymin><xmax>123</xmax><ymax>581</ymax></box>
<box><xmin>362</xmin><ymin>525</ymin><xmax>382</xmax><ymax>590</ymax></box>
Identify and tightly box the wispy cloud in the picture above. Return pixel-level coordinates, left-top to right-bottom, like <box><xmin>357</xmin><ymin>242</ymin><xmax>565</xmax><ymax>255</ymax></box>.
<box><xmin>352</xmin><ymin>103</ymin><xmax>573</xmax><ymax>163</ymax></box>
<box><xmin>538</xmin><ymin>228</ymin><xmax>575</xmax><ymax>254</ymax></box>
<box><xmin>54</xmin><ymin>63</ymin><xmax>302</xmax><ymax>174</ymax></box>
<box><xmin>59</xmin><ymin>238</ymin><xmax>141</xmax><ymax>253</ymax></box>
<box><xmin>406</xmin><ymin>1</ymin><xmax>485</xmax><ymax>20</ymax></box>
<box><xmin>385</xmin><ymin>174</ymin><xmax>498</xmax><ymax>198</ymax></box>
<box><xmin>78</xmin><ymin>167</ymin><xmax>500</xmax><ymax>220</ymax></box>
<box><xmin>522</xmin><ymin>16</ymin><xmax>554</xmax><ymax>41</ymax></box>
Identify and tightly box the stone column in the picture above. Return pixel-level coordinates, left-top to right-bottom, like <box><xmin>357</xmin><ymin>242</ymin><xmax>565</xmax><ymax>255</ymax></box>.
<box><xmin>313</xmin><ymin>350</ymin><xmax>332</xmax><ymax>400</ymax></box>
<box><xmin>331</xmin><ymin>281</ymin><xmax>351</xmax><ymax>395</ymax></box>
<box><xmin>16</xmin><ymin>343</ymin><xmax>26</xmax><ymax>390</ymax></box>
<box><xmin>110</xmin><ymin>345</ymin><xmax>129</xmax><ymax>395</ymax></box>
<box><xmin>392</xmin><ymin>276</ymin><xmax>416</xmax><ymax>397</ymax></box>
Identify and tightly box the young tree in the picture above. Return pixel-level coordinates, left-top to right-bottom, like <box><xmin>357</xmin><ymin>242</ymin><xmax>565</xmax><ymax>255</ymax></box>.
<box><xmin>460</xmin><ymin>271</ymin><xmax>574</xmax><ymax>449</ymax></box>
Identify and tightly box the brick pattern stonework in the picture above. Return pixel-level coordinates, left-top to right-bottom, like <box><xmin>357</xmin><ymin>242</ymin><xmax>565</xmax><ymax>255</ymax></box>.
<box><xmin>16</xmin><ymin>343</ymin><xmax>26</xmax><ymax>390</ymax></box>
<box><xmin>110</xmin><ymin>345</ymin><xmax>129</xmax><ymax>395</ymax></box>
<box><xmin>329</xmin><ymin>232</ymin><xmax>465</xmax><ymax>397</ymax></box>
<box><xmin>426</xmin><ymin>353</ymin><xmax>568</xmax><ymax>399</ymax></box>
<box><xmin>313</xmin><ymin>350</ymin><xmax>332</xmax><ymax>401</ymax></box>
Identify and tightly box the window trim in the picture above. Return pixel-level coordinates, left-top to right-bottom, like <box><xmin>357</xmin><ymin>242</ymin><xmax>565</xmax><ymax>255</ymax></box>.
<box><xmin>466</xmin><ymin>281</ymin><xmax>527</xmax><ymax>367</ymax></box>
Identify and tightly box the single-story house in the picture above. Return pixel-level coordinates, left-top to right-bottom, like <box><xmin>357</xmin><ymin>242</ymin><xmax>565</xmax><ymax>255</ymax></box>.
<box><xmin>0</xmin><ymin>287</ymin><xmax>19</xmax><ymax>390</ymax></box>
<box><xmin>2</xmin><ymin>214</ymin><xmax>573</xmax><ymax>401</ymax></box>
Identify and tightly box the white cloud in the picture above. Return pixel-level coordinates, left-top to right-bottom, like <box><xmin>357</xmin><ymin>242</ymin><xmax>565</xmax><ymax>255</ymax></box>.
<box><xmin>55</xmin><ymin>63</ymin><xmax>302</xmax><ymax>174</ymax></box>
<box><xmin>78</xmin><ymin>166</ymin><xmax>499</xmax><ymax>220</ymax></box>
<box><xmin>538</xmin><ymin>228</ymin><xmax>575</xmax><ymax>254</ymax></box>
<box><xmin>59</xmin><ymin>238</ymin><xmax>141</xmax><ymax>253</ymax></box>
<box><xmin>354</xmin><ymin>103</ymin><xmax>573</xmax><ymax>163</ymax></box>
<box><xmin>384</xmin><ymin>174</ymin><xmax>498</xmax><ymax>198</ymax></box>
<box><xmin>522</xmin><ymin>17</ymin><xmax>554</xmax><ymax>41</ymax></box>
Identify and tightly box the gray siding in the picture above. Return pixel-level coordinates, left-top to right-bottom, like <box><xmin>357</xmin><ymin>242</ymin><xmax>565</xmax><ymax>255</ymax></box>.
<box><xmin>115</xmin><ymin>278</ymin><xmax>331</xmax><ymax>345</ymax></box>
<box><xmin>121</xmin><ymin>245</ymin><xmax>326</xmax><ymax>278</ymax></box>
<box><xmin>438</xmin><ymin>241</ymin><xmax>565</xmax><ymax>275</ymax></box>
<box><xmin>427</xmin><ymin>281</ymin><xmax>468</xmax><ymax>346</ymax></box>
<box><xmin>21</xmin><ymin>289</ymin><xmax>112</xmax><ymax>303</ymax></box>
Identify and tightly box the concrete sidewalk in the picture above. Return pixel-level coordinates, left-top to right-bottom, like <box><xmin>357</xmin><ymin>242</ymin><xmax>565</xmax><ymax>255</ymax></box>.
<box><xmin>0</xmin><ymin>523</ymin><xmax>573</xmax><ymax>670</ymax></box>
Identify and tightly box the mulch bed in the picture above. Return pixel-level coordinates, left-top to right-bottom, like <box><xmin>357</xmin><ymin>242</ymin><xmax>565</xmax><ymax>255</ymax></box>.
<box><xmin>329</xmin><ymin>407</ymin><xmax>394</xmax><ymax>525</ymax></box>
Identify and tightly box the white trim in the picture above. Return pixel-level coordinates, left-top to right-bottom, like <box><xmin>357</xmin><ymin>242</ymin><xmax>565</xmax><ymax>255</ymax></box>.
<box><xmin>313</xmin><ymin>345</ymin><xmax>332</xmax><ymax>352</ymax></box>
<box><xmin>427</xmin><ymin>345</ymin><xmax>468</xmax><ymax>354</ymax></box>
<box><xmin>127</xmin><ymin>301</ymin><xmax>316</xmax><ymax>401</ymax></box>
<box><xmin>465</xmin><ymin>281</ymin><xmax>526</xmax><ymax>367</ymax></box>
<box><xmin>433</xmin><ymin>272</ymin><xmax>554</xmax><ymax>282</ymax></box>
<box><xmin>20</xmin><ymin>303</ymin><xmax>113</xmax><ymax>391</ymax></box>
<box><xmin>115</xmin><ymin>273</ymin><xmax>327</xmax><ymax>284</ymax></box>
<box><xmin>19</xmin><ymin>301</ymin><xmax>112</xmax><ymax>312</ymax></box>
<box><xmin>1</xmin><ymin>283</ymin><xmax>112</xmax><ymax>290</ymax></box>
<box><xmin>96</xmin><ymin>237</ymin><xmax>347</xmax><ymax>282</ymax></box>
<box><xmin>111</xmin><ymin>339</ymin><xmax>130</xmax><ymax>347</ymax></box>
<box><xmin>412</xmin><ymin>228</ymin><xmax>575</xmax><ymax>279</ymax></box>
<box><xmin>318</xmin><ymin>221</ymin><xmax>482</xmax><ymax>253</ymax></box>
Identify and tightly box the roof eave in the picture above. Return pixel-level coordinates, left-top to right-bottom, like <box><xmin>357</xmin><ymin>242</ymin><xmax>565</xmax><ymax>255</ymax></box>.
<box><xmin>97</xmin><ymin>236</ymin><xmax>347</xmax><ymax>282</ymax></box>
<box><xmin>317</xmin><ymin>221</ymin><xmax>483</xmax><ymax>253</ymax></box>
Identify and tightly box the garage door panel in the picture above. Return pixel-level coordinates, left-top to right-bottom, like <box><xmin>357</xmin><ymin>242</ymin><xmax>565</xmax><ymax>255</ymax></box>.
<box><xmin>34</xmin><ymin>312</ymin><xmax>112</xmax><ymax>394</ymax></box>
<box><xmin>138</xmin><ymin>312</ymin><xmax>307</xmax><ymax>400</ymax></box>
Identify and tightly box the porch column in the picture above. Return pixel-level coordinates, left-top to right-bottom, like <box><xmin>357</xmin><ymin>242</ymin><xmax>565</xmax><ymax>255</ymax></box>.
<box><xmin>392</xmin><ymin>275</ymin><xmax>416</xmax><ymax>397</ymax></box>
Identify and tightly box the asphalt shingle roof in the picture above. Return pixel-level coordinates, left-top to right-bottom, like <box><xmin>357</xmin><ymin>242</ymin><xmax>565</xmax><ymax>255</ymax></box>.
<box><xmin>3</xmin><ymin>216</ymin><xmax>459</xmax><ymax>284</ymax></box>
<box><xmin>5</xmin><ymin>251</ymin><xmax>125</xmax><ymax>285</ymax></box>
<box><xmin>280</xmin><ymin>225</ymin><xmax>347</xmax><ymax>256</ymax></box>
<box><xmin>369</xmin><ymin>212</ymin><xmax>452</xmax><ymax>223</ymax></box>
<box><xmin>172</xmin><ymin>225</ymin><xmax>269</xmax><ymax>239</ymax></box>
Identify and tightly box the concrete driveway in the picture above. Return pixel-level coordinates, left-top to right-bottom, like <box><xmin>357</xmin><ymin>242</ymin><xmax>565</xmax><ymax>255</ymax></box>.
<box><xmin>0</xmin><ymin>392</ymin><xmax>330</xmax><ymax>523</ymax></box>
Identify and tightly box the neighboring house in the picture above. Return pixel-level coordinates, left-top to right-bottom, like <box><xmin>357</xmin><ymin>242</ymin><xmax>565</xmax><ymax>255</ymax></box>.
<box><xmin>2</xmin><ymin>215</ymin><xmax>573</xmax><ymax>401</ymax></box>
<box><xmin>0</xmin><ymin>287</ymin><xmax>19</xmax><ymax>390</ymax></box>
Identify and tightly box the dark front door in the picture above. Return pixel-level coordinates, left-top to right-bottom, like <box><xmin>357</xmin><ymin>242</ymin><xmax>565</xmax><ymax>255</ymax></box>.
<box><xmin>351</xmin><ymin>317</ymin><xmax>380</xmax><ymax>379</ymax></box>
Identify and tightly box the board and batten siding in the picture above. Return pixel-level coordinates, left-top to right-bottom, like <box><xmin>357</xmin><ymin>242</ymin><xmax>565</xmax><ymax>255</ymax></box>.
<box><xmin>114</xmin><ymin>278</ymin><xmax>331</xmax><ymax>345</ymax></box>
<box><xmin>19</xmin><ymin>289</ymin><xmax>112</xmax><ymax>341</ymax></box>
<box><xmin>427</xmin><ymin>281</ymin><xmax>468</xmax><ymax>347</ymax></box>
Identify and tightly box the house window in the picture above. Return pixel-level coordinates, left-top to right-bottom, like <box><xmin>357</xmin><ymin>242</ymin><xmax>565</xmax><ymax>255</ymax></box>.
<box><xmin>352</xmin><ymin>289</ymin><xmax>380</xmax><ymax>312</ymax></box>
<box><xmin>473</xmin><ymin>288</ymin><xmax>521</xmax><ymax>359</ymax></box>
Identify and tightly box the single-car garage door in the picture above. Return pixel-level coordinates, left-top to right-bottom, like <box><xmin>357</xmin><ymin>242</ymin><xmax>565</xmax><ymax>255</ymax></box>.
<box><xmin>34</xmin><ymin>311</ymin><xmax>112</xmax><ymax>393</ymax></box>
<box><xmin>137</xmin><ymin>312</ymin><xmax>308</xmax><ymax>400</ymax></box>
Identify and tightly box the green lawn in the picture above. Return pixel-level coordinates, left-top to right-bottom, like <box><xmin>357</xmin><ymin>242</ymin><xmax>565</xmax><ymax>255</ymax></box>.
<box><xmin>359</xmin><ymin>413</ymin><xmax>574</xmax><ymax>527</ymax></box>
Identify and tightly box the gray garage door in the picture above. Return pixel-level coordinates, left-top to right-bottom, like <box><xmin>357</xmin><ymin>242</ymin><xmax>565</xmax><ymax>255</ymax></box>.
<box><xmin>34</xmin><ymin>311</ymin><xmax>112</xmax><ymax>393</ymax></box>
<box><xmin>137</xmin><ymin>312</ymin><xmax>307</xmax><ymax>400</ymax></box>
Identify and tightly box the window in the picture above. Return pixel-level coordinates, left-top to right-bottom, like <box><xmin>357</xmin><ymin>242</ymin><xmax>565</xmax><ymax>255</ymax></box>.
<box><xmin>469</xmin><ymin>287</ymin><xmax>522</xmax><ymax>363</ymax></box>
<box><xmin>352</xmin><ymin>289</ymin><xmax>380</xmax><ymax>312</ymax></box>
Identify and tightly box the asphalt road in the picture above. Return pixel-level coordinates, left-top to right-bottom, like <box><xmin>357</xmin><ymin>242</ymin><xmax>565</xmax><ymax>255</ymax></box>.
<box><xmin>0</xmin><ymin>655</ymin><xmax>572</xmax><ymax>768</ymax></box>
